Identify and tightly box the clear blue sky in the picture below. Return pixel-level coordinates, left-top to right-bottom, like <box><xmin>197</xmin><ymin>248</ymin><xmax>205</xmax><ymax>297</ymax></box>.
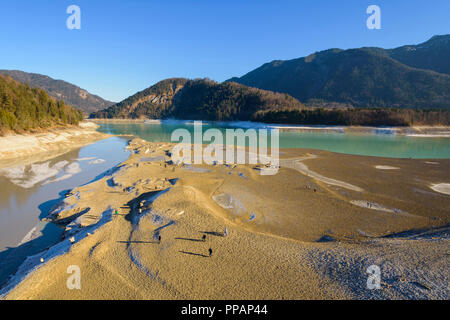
<box><xmin>1</xmin><ymin>0</ymin><xmax>449</xmax><ymax>102</ymax></box>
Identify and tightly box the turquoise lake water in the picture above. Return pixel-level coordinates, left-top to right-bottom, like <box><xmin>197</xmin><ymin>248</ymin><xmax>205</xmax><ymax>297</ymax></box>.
<box><xmin>96</xmin><ymin>121</ymin><xmax>450</xmax><ymax>159</ymax></box>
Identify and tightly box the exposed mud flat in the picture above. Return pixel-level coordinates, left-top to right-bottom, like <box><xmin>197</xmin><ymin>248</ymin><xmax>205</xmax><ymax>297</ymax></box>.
<box><xmin>0</xmin><ymin>122</ymin><xmax>109</xmax><ymax>165</ymax></box>
<box><xmin>1</xmin><ymin>139</ymin><xmax>449</xmax><ymax>299</ymax></box>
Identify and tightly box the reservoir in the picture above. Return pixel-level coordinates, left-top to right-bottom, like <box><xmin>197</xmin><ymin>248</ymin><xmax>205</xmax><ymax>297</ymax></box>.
<box><xmin>0</xmin><ymin>137</ymin><xmax>130</xmax><ymax>286</ymax></box>
<box><xmin>96</xmin><ymin>121</ymin><xmax>450</xmax><ymax>159</ymax></box>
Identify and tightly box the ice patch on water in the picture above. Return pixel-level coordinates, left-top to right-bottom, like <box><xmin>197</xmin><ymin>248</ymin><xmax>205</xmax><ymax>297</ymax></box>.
<box><xmin>17</xmin><ymin>226</ymin><xmax>41</xmax><ymax>246</ymax></box>
<box><xmin>0</xmin><ymin>160</ymin><xmax>79</xmax><ymax>188</ymax></box>
<box><xmin>65</xmin><ymin>163</ymin><xmax>81</xmax><ymax>174</ymax></box>
<box><xmin>43</xmin><ymin>162</ymin><xmax>81</xmax><ymax>185</ymax></box>
<box><xmin>43</xmin><ymin>174</ymin><xmax>73</xmax><ymax>184</ymax></box>
<box><xmin>11</xmin><ymin>162</ymin><xmax>61</xmax><ymax>188</ymax></box>
<box><xmin>53</xmin><ymin>161</ymin><xmax>69</xmax><ymax>170</ymax></box>
<box><xmin>88</xmin><ymin>159</ymin><xmax>106</xmax><ymax>165</ymax></box>
<box><xmin>75</xmin><ymin>157</ymin><xmax>96</xmax><ymax>161</ymax></box>
<box><xmin>0</xmin><ymin>165</ymin><xmax>26</xmax><ymax>180</ymax></box>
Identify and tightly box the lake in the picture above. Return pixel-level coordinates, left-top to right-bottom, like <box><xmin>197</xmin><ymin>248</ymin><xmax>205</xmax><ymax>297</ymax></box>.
<box><xmin>96</xmin><ymin>121</ymin><xmax>450</xmax><ymax>159</ymax></box>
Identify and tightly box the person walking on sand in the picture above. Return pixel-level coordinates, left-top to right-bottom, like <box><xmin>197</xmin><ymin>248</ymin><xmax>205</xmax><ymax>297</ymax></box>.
<box><xmin>223</xmin><ymin>227</ymin><xmax>228</xmax><ymax>237</ymax></box>
<box><xmin>208</xmin><ymin>248</ymin><xmax>213</xmax><ymax>257</ymax></box>
<box><xmin>202</xmin><ymin>235</ymin><xmax>207</xmax><ymax>242</ymax></box>
<box><xmin>158</xmin><ymin>235</ymin><xmax>161</xmax><ymax>244</ymax></box>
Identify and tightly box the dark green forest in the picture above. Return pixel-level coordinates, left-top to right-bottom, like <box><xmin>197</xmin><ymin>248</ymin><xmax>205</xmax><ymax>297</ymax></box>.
<box><xmin>90</xmin><ymin>78</ymin><xmax>304</xmax><ymax>121</ymax></box>
<box><xmin>0</xmin><ymin>75</ymin><xmax>84</xmax><ymax>135</ymax></box>
<box><xmin>252</xmin><ymin>107</ymin><xmax>450</xmax><ymax>126</ymax></box>
<box><xmin>0</xmin><ymin>70</ymin><xmax>114</xmax><ymax>114</ymax></box>
<box><xmin>172</xmin><ymin>79</ymin><xmax>304</xmax><ymax>120</ymax></box>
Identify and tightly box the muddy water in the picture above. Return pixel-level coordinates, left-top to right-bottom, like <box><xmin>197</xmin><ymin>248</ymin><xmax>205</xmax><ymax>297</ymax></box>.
<box><xmin>0</xmin><ymin>137</ymin><xmax>130</xmax><ymax>286</ymax></box>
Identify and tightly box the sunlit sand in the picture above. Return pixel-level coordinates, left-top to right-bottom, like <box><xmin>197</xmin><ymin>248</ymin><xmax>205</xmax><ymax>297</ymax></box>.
<box><xmin>1</xmin><ymin>139</ymin><xmax>448</xmax><ymax>299</ymax></box>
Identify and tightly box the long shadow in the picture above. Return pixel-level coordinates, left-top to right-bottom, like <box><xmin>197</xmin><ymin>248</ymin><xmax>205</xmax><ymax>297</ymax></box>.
<box><xmin>54</xmin><ymin>208</ymin><xmax>91</xmax><ymax>225</ymax></box>
<box><xmin>124</xmin><ymin>190</ymin><xmax>163</xmax><ymax>224</ymax></box>
<box><xmin>0</xmin><ymin>222</ymin><xmax>62</xmax><ymax>289</ymax></box>
<box><xmin>37</xmin><ymin>189</ymin><xmax>71</xmax><ymax>220</ymax></box>
<box><xmin>382</xmin><ymin>223</ymin><xmax>450</xmax><ymax>239</ymax></box>
<box><xmin>179</xmin><ymin>250</ymin><xmax>209</xmax><ymax>258</ymax></box>
<box><xmin>175</xmin><ymin>237</ymin><xmax>204</xmax><ymax>242</ymax></box>
<box><xmin>80</xmin><ymin>163</ymin><xmax>127</xmax><ymax>188</ymax></box>
<box><xmin>0</xmin><ymin>189</ymin><xmax>72</xmax><ymax>289</ymax></box>
<box><xmin>199</xmin><ymin>231</ymin><xmax>225</xmax><ymax>237</ymax></box>
<box><xmin>117</xmin><ymin>240</ymin><xmax>159</xmax><ymax>244</ymax></box>
<box><xmin>154</xmin><ymin>221</ymin><xmax>175</xmax><ymax>234</ymax></box>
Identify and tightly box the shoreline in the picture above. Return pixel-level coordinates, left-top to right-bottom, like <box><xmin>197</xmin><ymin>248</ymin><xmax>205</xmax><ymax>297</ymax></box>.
<box><xmin>0</xmin><ymin>122</ymin><xmax>111</xmax><ymax>167</ymax></box>
<box><xmin>1</xmin><ymin>138</ymin><xmax>449</xmax><ymax>299</ymax></box>
<box><xmin>89</xmin><ymin>118</ymin><xmax>450</xmax><ymax>136</ymax></box>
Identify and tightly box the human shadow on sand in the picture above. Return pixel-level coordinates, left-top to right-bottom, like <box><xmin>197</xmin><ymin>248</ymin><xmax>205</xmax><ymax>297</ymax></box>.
<box><xmin>199</xmin><ymin>231</ymin><xmax>225</xmax><ymax>237</ymax></box>
<box><xmin>117</xmin><ymin>240</ymin><xmax>159</xmax><ymax>244</ymax></box>
<box><xmin>179</xmin><ymin>250</ymin><xmax>209</xmax><ymax>258</ymax></box>
<box><xmin>175</xmin><ymin>237</ymin><xmax>204</xmax><ymax>242</ymax></box>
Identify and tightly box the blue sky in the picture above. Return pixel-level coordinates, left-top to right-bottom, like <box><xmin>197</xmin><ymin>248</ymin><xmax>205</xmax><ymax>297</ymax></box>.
<box><xmin>0</xmin><ymin>0</ymin><xmax>449</xmax><ymax>102</ymax></box>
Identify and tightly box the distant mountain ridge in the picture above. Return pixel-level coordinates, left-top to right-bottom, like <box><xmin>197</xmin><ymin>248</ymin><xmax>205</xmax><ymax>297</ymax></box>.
<box><xmin>90</xmin><ymin>78</ymin><xmax>304</xmax><ymax>120</ymax></box>
<box><xmin>0</xmin><ymin>70</ymin><xmax>114</xmax><ymax>114</ymax></box>
<box><xmin>228</xmin><ymin>35</ymin><xmax>450</xmax><ymax>110</ymax></box>
<box><xmin>386</xmin><ymin>35</ymin><xmax>450</xmax><ymax>75</ymax></box>
<box><xmin>89</xmin><ymin>35</ymin><xmax>450</xmax><ymax>126</ymax></box>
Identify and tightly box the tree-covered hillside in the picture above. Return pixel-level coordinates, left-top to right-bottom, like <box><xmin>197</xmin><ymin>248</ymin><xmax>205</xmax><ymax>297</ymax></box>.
<box><xmin>228</xmin><ymin>35</ymin><xmax>450</xmax><ymax>110</ymax></box>
<box><xmin>0</xmin><ymin>70</ymin><xmax>115</xmax><ymax>114</ymax></box>
<box><xmin>386</xmin><ymin>35</ymin><xmax>450</xmax><ymax>76</ymax></box>
<box><xmin>0</xmin><ymin>75</ymin><xmax>84</xmax><ymax>135</ymax></box>
<box><xmin>90</xmin><ymin>78</ymin><xmax>305</xmax><ymax>120</ymax></box>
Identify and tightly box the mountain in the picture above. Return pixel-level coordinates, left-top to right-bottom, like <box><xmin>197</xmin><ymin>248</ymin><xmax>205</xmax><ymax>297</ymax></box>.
<box><xmin>0</xmin><ymin>74</ymin><xmax>84</xmax><ymax>134</ymax></box>
<box><xmin>228</xmin><ymin>36</ymin><xmax>450</xmax><ymax>110</ymax></box>
<box><xmin>90</xmin><ymin>78</ymin><xmax>304</xmax><ymax>121</ymax></box>
<box><xmin>386</xmin><ymin>35</ymin><xmax>450</xmax><ymax>76</ymax></box>
<box><xmin>0</xmin><ymin>70</ymin><xmax>114</xmax><ymax>114</ymax></box>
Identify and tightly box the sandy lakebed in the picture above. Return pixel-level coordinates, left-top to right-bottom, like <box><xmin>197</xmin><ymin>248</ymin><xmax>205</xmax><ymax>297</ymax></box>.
<box><xmin>0</xmin><ymin>122</ymin><xmax>110</xmax><ymax>167</ymax></box>
<box><xmin>0</xmin><ymin>135</ymin><xmax>448</xmax><ymax>299</ymax></box>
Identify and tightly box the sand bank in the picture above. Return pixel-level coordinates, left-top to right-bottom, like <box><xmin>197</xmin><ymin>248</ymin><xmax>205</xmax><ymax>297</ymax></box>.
<box><xmin>0</xmin><ymin>122</ymin><xmax>110</xmax><ymax>167</ymax></box>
